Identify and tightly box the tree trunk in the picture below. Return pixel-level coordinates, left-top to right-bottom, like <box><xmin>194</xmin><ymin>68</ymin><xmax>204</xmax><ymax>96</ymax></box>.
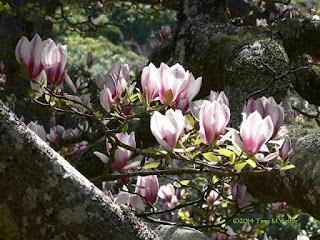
<box><xmin>0</xmin><ymin>101</ymin><xmax>160</xmax><ymax>240</ymax></box>
<box><xmin>171</xmin><ymin>0</ymin><xmax>320</xmax><ymax>219</ymax></box>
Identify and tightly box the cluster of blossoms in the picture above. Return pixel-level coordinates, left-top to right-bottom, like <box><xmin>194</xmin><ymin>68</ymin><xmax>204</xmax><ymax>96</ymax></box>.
<box><xmin>150</xmin><ymin>25</ymin><xmax>171</xmax><ymax>50</ymax></box>
<box><xmin>27</xmin><ymin>121</ymin><xmax>87</xmax><ymax>154</ymax></box>
<box><xmin>15</xmin><ymin>34</ymin><xmax>77</xmax><ymax>97</ymax></box>
<box><xmin>15</xmin><ymin>33</ymin><xmax>296</xmax><ymax>239</ymax></box>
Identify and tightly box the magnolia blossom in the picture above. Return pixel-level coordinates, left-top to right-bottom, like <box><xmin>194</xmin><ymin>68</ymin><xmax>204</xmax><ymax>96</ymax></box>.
<box><xmin>242</xmin><ymin>98</ymin><xmax>265</xmax><ymax>118</ymax></box>
<box><xmin>150</xmin><ymin>109</ymin><xmax>185</xmax><ymax>150</ymax></box>
<box><xmin>62</xmin><ymin>128</ymin><xmax>79</xmax><ymax>140</ymax></box>
<box><xmin>15</xmin><ymin>34</ymin><xmax>46</xmax><ymax>78</ymax></box>
<box><xmin>151</xmin><ymin>39</ymin><xmax>160</xmax><ymax>50</ymax></box>
<box><xmin>199</xmin><ymin>100</ymin><xmax>230</xmax><ymax>145</ymax></box>
<box><xmin>0</xmin><ymin>74</ymin><xmax>6</xmax><ymax>86</ymax></box>
<box><xmin>242</xmin><ymin>223</ymin><xmax>252</xmax><ymax>232</ymax></box>
<box><xmin>159</xmin><ymin>25</ymin><xmax>171</xmax><ymax>41</ymax></box>
<box><xmin>264</xmin><ymin>97</ymin><xmax>284</xmax><ymax>138</ymax></box>
<box><xmin>94</xmin><ymin>132</ymin><xmax>139</xmax><ymax>171</ymax></box>
<box><xmin>136</xmin><ymin>175</ymin><xmax>159</xmax><ymax>204</ymax></box>
<box><xmin>243</xmin><ymin>97</ymin><xmax>284</xmax><ymax>138</ymax></box>
<box><xmin>47</xmin><ymin>125</ymin><xmax>65</xmax><ymax>144</ymax></box>
<box><xmin>158</xmin><ymin>183</ymin><xmax>175</xmax><ymax>203</ymax></box>
<box><xmin>158</xmin><ymin>183</ymin><xmax>185</xmax><ymax>209</ymax></box>
<box><xmin>207</xmin><ymin>190</ymin><xmax>219</xmax><ymax>207</ymax></box>
<box><xmin>212</xmin><ymin>232</ymin><xmax>229</xmax><ymax>240</ymax></box>
<box><xmin>99</xmin><ymin>64</ymin><xmax>130</xmax><ymax>112</ymax></box>
<box><xmin>116</xmin><ymin>187</ymin><xmax>145</xmax><ymax>212</ymax></box>
<box><xmin>65</xmin><ymin>141</ymin><xmax>87</xmax><ymax>153</ymax></box>
<box><xmin>209</xmin><ymin>91</ymin><xmax>229</xmax><ymax>106</ymax></box>
<box><xmin>27</xmin><ymin>121</ymin><xmax>46</xmax><ymax>141</ymax></box>
<box><xmin>263</xmin><ymin>233</ymin><xmax>270</xmax><ymax>240</ymax></box>
<box><xmin>297</xmin><ymin>235</ymin><xmax>309</xmax><ymax>240</ymax></box>
<box><xmin>272</xmin><ymin>202</ymin><xmax>286</xmax><ymax>211</ymax></box>
<box><xmin>157</xmin><ymin>63</ymin><xmax>188</xmax><ymax>105</ymax></box>
<box><xmin>141</xmin><ymin>62</ymin><xmax>159</xmax><ymax>101</ymax></box>
<box><xmin>235</xmin><ymin>111</ymin><xmax>273</xmax><ymax>156</ymax></box>
<box><xmin>175</xmin><ymin>71</ymin><xmax>202</xmax><ymax>113</ymax></box>
<box><xmin>41</xmin><ymin>39</ymin><xmax>69</xmax><ymax>85</ymax></box>
<box><xmin>68</xmin><ymin>94</ymin><xmax>92</xmax><ymax>112</ymax></box>
<box><xmin>269</xmin><ymin>12</ymin><xmax>275</xmax><ymax>24</ymax></box>
<box><xmin>190</xmin><ymin>91</ymin><xmax>229</xmax><ymax>121</ymax></box>
<box><xmin>256</xmin><ymin>18</ymin><xmax>268</xmax><ymax>26</ymax></box>
<box><xmin>278</xmin><ymin>137</ymin><xmax>292</xmax><ymax>161</ymax></box>
<box><xmin>232</xmin><ymin>183</ymin><xmax>254</xmax><ymax>209</ymax></box>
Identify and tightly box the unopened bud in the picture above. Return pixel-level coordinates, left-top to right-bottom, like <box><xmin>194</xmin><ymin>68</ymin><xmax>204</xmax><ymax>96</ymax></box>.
<box><xmin>86</xmin><ymin>52</ymin><xmax>94</xmax><ymax>68</ymax></box>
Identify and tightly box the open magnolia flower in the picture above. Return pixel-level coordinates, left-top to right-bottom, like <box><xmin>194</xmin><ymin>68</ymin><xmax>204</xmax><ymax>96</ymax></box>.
<box><xmin>94</xmin><ymin>132</ymin><xmax>140</xmax><ymax>171</ymax></box>
<box><xmin>232</xmin><ymin>183</ymin><xmax>254</xmax><ymax>209</ymax></box>
<box><xmin>157</xmin><ymin>63</ymin><xmax>188</xmax><ymax>105</ymax></box>
<box><xmin>135</xmin><ymin>175</ymin><xmax>159</xmax><ymax>205</ymax></box>
<box><xmin>99</xmin><ymin>64</ymin><xmax>132</xmax><ymax>112</ymax></box>
<box><xmin>243</xmin><ymin>97</ymin><xmax>284</xmax><ymax>138</ymax></box>
<box><xmin>234</xmin><ymin>111</ymin><xmax>274</xmax><ymax>156</ymax></box>
<box><xmin>150</xmin><ymin>109</ymin><xmax>185</xmax><ymax>150</ymax></box>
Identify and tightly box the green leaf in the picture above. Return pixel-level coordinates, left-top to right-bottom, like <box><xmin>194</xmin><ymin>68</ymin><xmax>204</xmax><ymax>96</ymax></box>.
<box><xmin>185</xmin><ymin>114</ymin><xmax>194</xmax><ymax>129</ymax></box>
<box><xmin>246</xmin><ymin>159</ymin><xmax>256</xmax><ymax>168</ymax></box>
<box><xmin>129</xmin><ymin>93</ymin><xmax>139</xmax><ymax>102</ymax></box>
<box><xmin>215</xmin><ymin>148</ymin><xmax>233</xmax><ymax>157</ymax></box>
<box><xmin>194</xmin><ymin>138</ymin><xmax>203</xmax><ymax>145</ymax></box>
<box><xmin>45</xmin><ymin>94</ymin><xmax>50</xmax><ymax>103</ymax></box>
<box><xmin>215</xmin><ymin>148</ymin><xmax>236</xmax><ymax>162</ymax></box>
<box><xmin>202</xmin><ymin>153</ymin><xmax>220</xmax><ymax>162</ymax></box>
<box><xmin>122</xmin><ymin>123</ymin><xmax>128</xmax><ymax>133</ymax></box>
<box><xmin>249</xmin><ymin>10</ymin><xmax>254</xmax><ymax>16</ymax></box>
<box><xmin>143</xmin><ymin>162</ymin><xmax>160</xmax><ymax>169</ymax></box>
<box><xmin>235</xmin><ymin>162</ymin><xmax>247</xmax><ymax>171</ymax></box>
<box><xmin>281</xmin><ymin>164</ymin><xmax>295</xmax><ymax>170</ymax></box>
<box><xmin>179</xmin><ymin>180</ymin><xmax>190</xmax><ymax>186</ymax></box>
<box><xmin>230</xmin><ymin>152</ymin><xmax>236</xmax><ymax>163</ymax></box>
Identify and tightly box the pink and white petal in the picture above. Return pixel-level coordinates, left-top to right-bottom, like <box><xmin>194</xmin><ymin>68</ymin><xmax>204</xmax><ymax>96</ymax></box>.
<box><xmin>116</xmin><ymin>192</ymin><xmax>130</xmax><ymax>205</ymax></box>
<box><xmin>123</xmin><ymin>161</ymin><xmax>141</xmax><ymax>170</ymax></box>
<box><xmin>129</xmin><ymin>194</ymin><xmax>145</xmax><ymax>212</ymax></box>
<box><xmin>93</xmin><ymin>151</ymin><xmax>109</xmax><ymax>164</ymax></box>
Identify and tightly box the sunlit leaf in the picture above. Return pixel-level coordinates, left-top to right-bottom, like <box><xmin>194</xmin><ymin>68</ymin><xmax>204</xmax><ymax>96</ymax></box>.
<box><xmin>142</xmin><ymin>162</ymin><xmax>160</xmax><ymax>169</ymax></box>
<box><xmin>235</xmin><ymin>162</ymin><xmax>247</xmax><ymax>170</ymax></box>
<box><xmin>280</xmin><ymin>164</ymin><xmax>295</xmax><ymax>170</ymax></box>
<box><xmin>202</xmin><ymin>153</ymin><xmax>219</xmax><ymax>162</ymax></box>
<box><xmin>246</xmin><ymin>159</ymin><xmax>256</xmax><ymax>168</ymax></box>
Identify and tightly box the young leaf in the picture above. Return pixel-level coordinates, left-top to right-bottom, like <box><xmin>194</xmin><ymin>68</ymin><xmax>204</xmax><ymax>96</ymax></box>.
<box><xmin>180</xmin><ymin>180</ymin><xmax>190</xmax><ymax>186</ymax></box>
<box><xmin>235</xmin><ymin>162</ymin><xmax>247</xmax><ymax>171</ymax></box>
<box><xmin>280</xmin><ymin>164</ymin><xmax>295</xmax><ymax>170</ymax></box>
<box><xmin>142</xmin><ymin>162</ymin><xmax>161</xmax><ymax>169</ymax></box>
<box><xmin>202</xmin><ymin>153</ymin><xmax>220</xmax><ymax>162</ymax></box>
<box><xmin>246</xmin><ymin>159</ymin><xmax>256</xmax><ymax>168</ymax></box>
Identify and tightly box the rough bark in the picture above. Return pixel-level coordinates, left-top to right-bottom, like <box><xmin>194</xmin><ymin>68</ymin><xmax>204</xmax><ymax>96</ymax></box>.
<box><xmin>0</xmin><ymin>101</ymin><xmax>160</xmax><ymax>240</ymax></box>
<box><xmin>171</xmin><ymin>0</ymin><xmax>320</xmax><ymax>220</ymax></box>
